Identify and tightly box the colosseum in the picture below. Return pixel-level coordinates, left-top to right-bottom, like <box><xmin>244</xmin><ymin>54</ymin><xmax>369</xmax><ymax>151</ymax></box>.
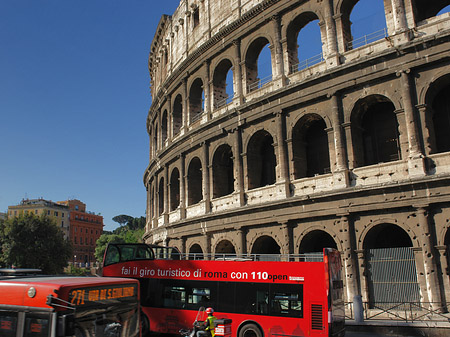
<box><xmin>144</xmin><ymin>0</ymin><xmax>450</xmax><ymax>310</ymax></box>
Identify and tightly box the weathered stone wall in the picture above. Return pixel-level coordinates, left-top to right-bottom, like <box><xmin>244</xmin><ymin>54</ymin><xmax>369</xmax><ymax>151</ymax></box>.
<box><xmin>145</xmin><ymin>0</ymin><xmax>450</xmax><ymax>308</ymax></box>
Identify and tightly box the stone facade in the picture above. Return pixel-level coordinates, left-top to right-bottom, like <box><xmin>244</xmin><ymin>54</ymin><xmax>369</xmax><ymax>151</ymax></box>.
<box><xmin>145</xmin><ymin>0</ymin><xmax>450</xmax><ymax>307</ymax></box>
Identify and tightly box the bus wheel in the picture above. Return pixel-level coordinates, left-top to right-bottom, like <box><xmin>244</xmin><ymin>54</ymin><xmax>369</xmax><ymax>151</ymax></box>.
<box><xmin>239</xmin><ymin>324</ymin><xmax>262</xmax><ymax>337</ymax></box>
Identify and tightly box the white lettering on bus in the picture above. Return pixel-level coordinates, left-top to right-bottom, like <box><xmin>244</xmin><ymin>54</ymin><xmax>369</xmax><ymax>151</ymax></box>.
<box><xmin>157</xmin><ymin>268</ymin><xmax>191</xmax><ymax>278</ymax></box>
<box><xmin>231</xmin><ymin>272</ymin><xmax>248</xmax><ymax>280</ymax></box>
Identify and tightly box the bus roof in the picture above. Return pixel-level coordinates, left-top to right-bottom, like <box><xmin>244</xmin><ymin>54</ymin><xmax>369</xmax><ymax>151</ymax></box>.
<box><xmin>0</xmin><ymin>276</ymin><xmax>138</xmax><ymax>310</ymax></box>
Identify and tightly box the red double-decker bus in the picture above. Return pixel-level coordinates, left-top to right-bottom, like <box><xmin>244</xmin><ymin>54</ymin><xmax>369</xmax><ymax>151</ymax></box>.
<box><xmin>102</xmin><ymin>243</ymin><xmax>345</xmax><ymax>337</ymax></box>
<box><xmin>0</xmin><ymin>269</ymin><xmax>140</xmax><ymax>337</ymax></box>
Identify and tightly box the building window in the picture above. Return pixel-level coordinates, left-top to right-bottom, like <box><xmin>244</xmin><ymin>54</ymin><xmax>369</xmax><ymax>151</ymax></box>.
<box><xmin>74</xmin><ymin>237</ymin><xmax>77</xmax><ymax>244</ymax></box>
<box><xmin>75</xmin><ymin>205</ymin><xmax>79</xmax><ymax>211</ymax></box>
<box><xmin>47</xmin><ymin>210</ymin><xmax>50</xmax><ymax>215</ymax></box>
<box><xmin>62</xmin><ymin>212</ymin><xmax>64</xmax><ymax>217</ymax></box>
<box><xmin>193</xmin><ymin>7</ymin><xmax>199</xmax><ymax>28</ymax></box>
<box><xmin>54</xmin><ymin>211</ymin><xmax>58</xmax><ymax>216</ymax></box>
<box><xmin>80</xmin><ymin>237</ymin><xmax>83</xmax><ymax>244</ymax></box>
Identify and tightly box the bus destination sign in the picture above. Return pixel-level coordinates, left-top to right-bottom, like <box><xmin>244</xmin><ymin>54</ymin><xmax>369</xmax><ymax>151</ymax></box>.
<box><xmin>69</xmin><ymin>284</ymin><xmax>137</xmax><ymax>307</ymax></box>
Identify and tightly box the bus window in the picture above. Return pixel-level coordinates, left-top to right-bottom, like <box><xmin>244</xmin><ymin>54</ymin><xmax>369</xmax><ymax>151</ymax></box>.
<box><xmin>105</xmin><ymin>245</ymin><xmax>120</xmax><ymax>265</ymax></box>
<box><xmin>163</xmin><ymin>286</ymin><xmax>186</xmax><ymax>308</ymax></box>
<box><xmin>271</xmin><ymin>284</ymin><xmax>303</xmax><ymax>318</ymax></box>
<box><xmin>24</xmin><ymin>314</ymin><xmax>50</xmax><ymax>337</ymax></box>
<box><xmin>0</xmin><ymin>312</ymin><xmax>17</xmax><ymax>337</ymax></box>
<box><xmin>234</xmin><ymin>283</ymin><xmax>270</xmax><ymax>315</ymax></box>
<box><xmin>189</xmin><ymin>288</ymin><xmax>211</xmax><ymax>308</ymax></box>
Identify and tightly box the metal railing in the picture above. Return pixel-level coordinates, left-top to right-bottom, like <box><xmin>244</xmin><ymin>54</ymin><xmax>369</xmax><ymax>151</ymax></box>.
<box><xmin>179</xmin><ymin>252</ymin><xmax>323</xmax><ymax>262</ymax></box>
<box><xmin>347</xmin><ymin>28</ymin><xmax>388</xmax><ymax>50</ymax></box>
<box><xmin>190</xmin><ymin>110</ymin><xmax>204</xmax><ymax>124</ymax></box>
<box><xmin>214</xmin><ymin>94</ymin><xmax>234</xmax><ymax>109</ymax></box>
<box><xmin>345</xmin><ymin>301</ymin><xmax>450</xmax><ymax>323</ymax></box>
<box><xmin>247</xmin><ymin>74</ymin><xmax>273</xmax><ymax>92</ymax></box>
<box><xmin>291</xmin><ymin>52</ymin><xmax>325</xmax><ymax>74</ymax></box>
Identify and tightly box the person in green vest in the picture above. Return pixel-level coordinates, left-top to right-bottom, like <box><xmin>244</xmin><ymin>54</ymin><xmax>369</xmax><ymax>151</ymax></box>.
<box><xmin>196</xmin><ymin>307</ymin><xmax>217</xmax><ymax>337</ymax></box>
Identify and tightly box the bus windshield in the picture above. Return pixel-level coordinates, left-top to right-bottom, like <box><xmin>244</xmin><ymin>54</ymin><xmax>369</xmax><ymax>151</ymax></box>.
<box><xmin>0</xmin><ymin>273</ymin><xmax>140</xmax><ymax>337</ymax></box>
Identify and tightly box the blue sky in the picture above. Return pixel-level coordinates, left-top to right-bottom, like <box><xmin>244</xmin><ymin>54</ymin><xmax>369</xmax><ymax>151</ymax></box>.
<box><xmin>0</xmin><ymin>1</ymin><xmax>179</xmax><ymax>231</ymax></box>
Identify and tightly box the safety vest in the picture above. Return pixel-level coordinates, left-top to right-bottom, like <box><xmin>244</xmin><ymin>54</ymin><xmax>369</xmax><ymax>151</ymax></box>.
<box><xmin>205</xmin><ymin>315</ymin><xmax>217</xmax><ymax>337</ymax></box>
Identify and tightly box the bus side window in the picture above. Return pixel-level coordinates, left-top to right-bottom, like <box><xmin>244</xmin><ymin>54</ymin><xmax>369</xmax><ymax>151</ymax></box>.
<box><xmin>163</xmin><ymin>286</ymin><xmax>186</xmax><ymax>308</ymax></box>
<box><xmin>270</xmin><ymin>284</ymin><xmax>303</xmax><ymax>318</ymax></box>
<box><xmin>0</xmin><ymin>311</ymin><xmax>18</xmax><ymax>337</ymax></box>
<box><xmin>24</xmin><ymin>314</ymin><xmax>50</xmax><ymax>337</ymax></box>
<box><xmin>105</xmin><ymin>246</ymin><xmax>120</xmax><ymax>266</ymax></box>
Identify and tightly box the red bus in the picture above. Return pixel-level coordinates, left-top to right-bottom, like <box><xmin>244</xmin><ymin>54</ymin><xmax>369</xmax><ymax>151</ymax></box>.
<box><xmin>102</xmin><ymin>243</ymin><xmax>345</xmax><ymax>337</ymax></box>
<box><xmin>0</xmin><ymin>269</ymin><xmax>140</xmax><ymax>337</ymax></box>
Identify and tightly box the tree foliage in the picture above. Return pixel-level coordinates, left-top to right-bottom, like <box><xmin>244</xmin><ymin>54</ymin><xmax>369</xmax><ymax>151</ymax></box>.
<box><xmin>95</xmin><ymin>215</ymin><xmax>146</xmax><ymax>263</ymax></box>
<box><xmin>0</xmin><ymin>213</ymin><xmax>72</xmax><ymax>274</ymax></box>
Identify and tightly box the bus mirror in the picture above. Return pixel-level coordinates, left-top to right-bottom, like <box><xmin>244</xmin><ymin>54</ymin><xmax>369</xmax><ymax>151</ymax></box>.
<box><xmin>57</xmin><ymin>314</ymin><xmax>75</xmax><ymax>337</ymax></box>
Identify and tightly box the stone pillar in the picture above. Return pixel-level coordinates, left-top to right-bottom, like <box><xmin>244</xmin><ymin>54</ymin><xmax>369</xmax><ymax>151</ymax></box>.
<box><xmin>180</xmin><ymin>154</ymin><xmax>186</xmax><ymax>219</ymax></box>
<box><xmin>233</xmin><ymin>39</ymin><xmax>244</xmax><ymax>105</ymax></box>
<box><xmin>202</xmin><ymin>142</ymin><xmax>211</xmax><ymax>213</ymax></box>
<box><xmin>232</xmin><ymin>127</ymin><xmax>245</xmax><ymax>206</ymax></box>
<box><xmin>330</xmin><ymin>94</ymin><xmax>347</xmax><ymax>171</ymax></box>
<box><xmin>204</xmin><ymin>60</ymin><xmax>211</xmax><ymax>120</ymax></box>
<box><xmin>205</xmin><ymin>233</ymin><xmax>212</xmax><ymax>260</ymax></box>
<box><xmin>271</xmin><ymin>15</ymin><xmax>285</xmax><ymax>81</ymax></box>
<box><xmin>416</xmin><ymin>104</ymin><xmax>435</xmax><ymax>156</ymax></box>
<box><xmin>238</xmin><ymin>227</ymin><xmax>248</xmax><ymax>256</ymax></box>
<box><xmin>323</xmin><ymin>0</ymin><xmax>340</xmax><ymax>67</ymax></box>
<box><xmin>398</xmin><ymin>70</ymin><xmax>426</xmax><ymax>177</ymax></box>
<box><xmin>416</xmin><ymin>206</ymin><xmax>442</xmax><ymax>309</ymax></box>
<box><xmin>436</xmin><ymin>245</ymin><xmax>450</xmax><ymax>305</ymax></box>
<box><xmin>166</xmin><ymin>94</ymin><xmax>172</xmax><ymax>142</ymax></box>
<box><xmin>275</xmin><ymin>111</ymin><xmax>290</xmax><ymax>197</ymax></box>
<box><xmin>355</xmin><ymin>250</ymin><xmax>369</xmax><ymax>303</ymax></box>
<box><xmin>391</xmin><ymin>0</ymin><xmax>408</xmax><ymax>33</ymax></box>
<box><xmin>281</xmin><ymin>222</ymin><xmax>293</xmax><ymax>256</ymax></box>
<box><xmin>181</xmin><ymin>236</ymin><xmax>187</xmax><ymax>259</ymax></box>
<box><xmin>339</xmin><ymin>214</ymin><xmax>359</xmax><ymax>302</ymax></box>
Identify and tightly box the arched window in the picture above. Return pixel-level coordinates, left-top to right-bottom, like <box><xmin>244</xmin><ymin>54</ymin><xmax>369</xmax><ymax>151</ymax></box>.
<box><xmin>432</xmin><ymin>83</ymin><xmax>450</xmax><ymax>153</ymax></box>
<box><xmin>245</xmin><ymin>37</ymin><xmax>272</xmax><ymax>92</ymax></box>
<box><xmin>212</xmin><ymin>144</ymin><xmax>234</xmax><ymax>198</ymax></box>
<box><xmin>187</xmin><ymin>157</ymin><xmax>203</xmax><ymax>205</ymax></box>
<box><xmin>215</xmin><ymin>240</ymin><xmax>236</xmax><ymax>257</ymax></box>
<box><xmin>189</xmin><ymin>78</ymin><xmax>204</xmax><ymax>123</ymax></box>
<box><xmin>251</xmin><ymin>236</ymin><xmax>280</xmax><ymax>260</ymax></box>
<box><xmin>292</xmin><ymin>115</ymin><xmax>330</xmax><ymax>179</ymax></box>
<box><xmin>413</xmin><ymin>1</ymin><xmax>450</xmax><ymax>23</ymax></box>
<box><xmin>351</xmin><ymin>96</ymin><xmax>400</xmax><ymax>167</ymax></box>
<box><xmin>161</xmin><ymin>110</ymin><xmax>168</xmax><ymax>145</ymax></box>
<box><xmin>299</xmin><ymin>230</ymin><xmax>337</xmax><ymax>260</ymax></box>
<box><xmin>189</xmin><ymin>244</ymin><xmax>204</xmax><ymax>260</ymax></box>
<box><xmin>286</xmin><ymin>12</ymin><xmax>321</xmax><ymax>73</ymax></box>
<box><xmin>173</xmin><ymin>95</ymin><xmax>183</xmax><ymax>136</ymax></box>
<box><xmin>169</xmin><ymin>168</ymin><xmax>180</xmax><ymax>211</ymax></box>
<box><xmin>158</xmin><ymin>178</ymin><xmax>164</xmax><ymax>216</ymax></box>
<box><xmin>341</xmin><ymin>0</ymin><xmax>387</xmax><ymax>51</ymax></box>
<box><xmin>213</xmin><ymin>59</ymin><xmax>234</xmax><ymax>108</ymax></box>
<box><xmin>247</xmin><ymin>130</ymin><xmax>276</xmax><ymax>189</ymax></box>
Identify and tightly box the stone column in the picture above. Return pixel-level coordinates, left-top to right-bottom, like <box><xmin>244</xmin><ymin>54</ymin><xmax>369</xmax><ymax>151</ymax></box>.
<box><xmin>238</xmin><ymin>227</ymin><xmax>248</xmax><ymax>256</ymax></box>
<box><xmin>166</xmin><ymin>94</ymin><xmax>172</xmax><ymax>142</ymax></box>
<box><xmin>339</xmin><ymin>214</ymin><xmax>359</xmax><ymax>302</ymax></box>
<box><xmin>436</xmin><ymin>245</ymin><xmax>450</xmax><ymax>305</ymax></box>
<box><xmin>205</xmin><ymin>233</ymin><xmax>212</xmax><ymax>260</ymax></box>
<box><xmin>271</xmin><ymin>15</ymin><xmax>285</xmax><ymax>81</ymax></box>
<box><xmin>391</xmin><ymin>0</ymin><xmax>408</xmax><ymax>33</ymax></box>
<box><xmin>275</xmin><ymin>111</ymin><xmax>290</xmax><ymax>197</ymax></box>
<box><xmin>204</xmin><ymin>60</ymin><xmax>211</xmax><ymax>120</ymax></box>
<box><xmin>398</xmin><ymin>70</ymin><xmax>426</xmax><ymax>176</ymax></box>
<box><xmin>202</xmin><ymin>142</ymin><xmax>211</xmax><ymax>213</ymax></box>
<box><xmin>181</xmin><ymin>236</ymin><xmax>187</xmax><ymax>260</ymax></box>
<box><xmin>323</xmin><ymin>0</ymin><xmax>340</xmax><ymax>67</ymax></box>
<box><xmin>355</xmin><ymin>250</ymin><xmax>369</xmax><ymax>303</ymax></box>
<box><xmin>416</xmin><ymin>206</ymin><xmax>442</xmax><ymax>309</ymax></box>
<box><xmin>180</xmin><ymin>154</ymin><xmax>186</xmax><ymax>219</ymax></box>
<box><xmin>233</xmin><ymin>39</ymin><xmax>244</xmax><ymax>105</ymax></box>
<box><xmin>232</xmin><ymin>127</ymin><xmax>245</xmax><ymax>206</ymax></box>
<box><xmin>416</xmin><ymin>104</ymin><xmax>435</xmax><ymax>156</ymax></box>
<box><xmin>281</xmin><ymin>222</ymin><xmax>293</xmax><ymax>256</ymax></box>
<box><xmin>330</xmin><ymin>93</ymin><xmax>349</xmax><ymax>187</ymax></box>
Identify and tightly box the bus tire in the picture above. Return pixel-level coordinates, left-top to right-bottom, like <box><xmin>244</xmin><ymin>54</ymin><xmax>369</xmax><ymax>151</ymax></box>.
<box><xmin>238</xmin><ymin>323</ymin><xmax>262</xmax><ymax>337</ymax></box>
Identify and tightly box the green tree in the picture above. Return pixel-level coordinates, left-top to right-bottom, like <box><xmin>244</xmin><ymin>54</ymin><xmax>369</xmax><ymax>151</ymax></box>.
<box><xmin>112</xmin><ymin>214</ymin><xmax>134</xmax><ymax>227</ymax></box>
<box><xmin>1</xmin><ymin>213</ymin><xmax>72</xmax><ymax>273</ymax></box>
<box><xmin>94</xmin><ymin>233</ymin><xmax>125</xmax><ymax>263</ymax></box>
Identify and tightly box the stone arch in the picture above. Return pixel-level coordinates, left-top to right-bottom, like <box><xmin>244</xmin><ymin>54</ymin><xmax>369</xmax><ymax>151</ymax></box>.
<box><xmin>363</xmin><ymin>223</ymin><xmax>413</xmax><ymax>249</ymax></box>
<box><xmin>244</xmin><ymin>36</ymin><xmax>272</xmax><ymax>92</ymax></box>
<box><xmin>187</xmin><ymin>156</ymin><xmax>203</xmax><ymax>205</ymax></box>
<box><xmin>299</xmin><ymin>230</ymin><xmax>338</xmax><ymax>254</ymax></box>
<box><xmin>169</xmin><ymin>167</ymin><xmax>180</xmax><ymax>212</ymax></box>
<box><xmin>285</xmin><ymin>11</ymin><xmax>321</xmax><ymax>73</ymax></box>
<box><xmin>189</xmin><ymin>77</ymin><xmax>204</xmax><ymax>123</ymax></box>
<box><xmin>412</xmin><ymin>0</ymin><xmax>450</xmax><ymax>24</ymax></box>
<box><xmin>422</xmin><ymin>74</ymin><xmax>450</xmax><ymax>154</ymax></box>
<box><xmin>161</xmin><ymin>109</ymin><xmax>168</xmax><ymax>144</ymax></box>
<box><xmin>213</xmin><ymin>58</ymin><xmax>234</xmax><ymax>108</ymax></box>
<box><xmin>212</xmin><ymin>143</ymin><xmax>234</xmax><ymax>198</ymax></box>
<box><xmin>246</xmin><ymin>129</ymin><xmax>276</xmax><ymax>190</ymax></box>
<box><xmin>158</xmin><ymin>176</ymin><xmax>164</xmax><ymax>216</ymax></box>
<box><xmin>215</xmin><ymin>239</ymin><xmax>237</xmax><ymax>256</ymax></box>
<box><xmin>350</xmin><ymin>94</ymin><xmax>401</xmax><ymax>168</ymax></box>
<box><xmin>250</xmin><ymin>235</ymin><xmax>281</xmax><ymax>257</ymax></box>
<box><xmin>188</xmin><ymin>243</ymin><xmax>204</xmax><ymax>260</ymax></box>
<box><xmin>173</xmin><ymin>94</ymin><xmax>183</xmax><ymax>136</ymax></box>
<box><xmin>292</xmin><ymin>113</ymin><xmax>331</xmax><ymax>179</ymax></box>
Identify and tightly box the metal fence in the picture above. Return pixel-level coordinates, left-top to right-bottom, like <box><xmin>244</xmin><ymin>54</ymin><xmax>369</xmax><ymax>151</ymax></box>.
<box><xmin>181</xmin><ymin>252</ymin><xmax>323</xmax><ymax>262</ymax></box>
